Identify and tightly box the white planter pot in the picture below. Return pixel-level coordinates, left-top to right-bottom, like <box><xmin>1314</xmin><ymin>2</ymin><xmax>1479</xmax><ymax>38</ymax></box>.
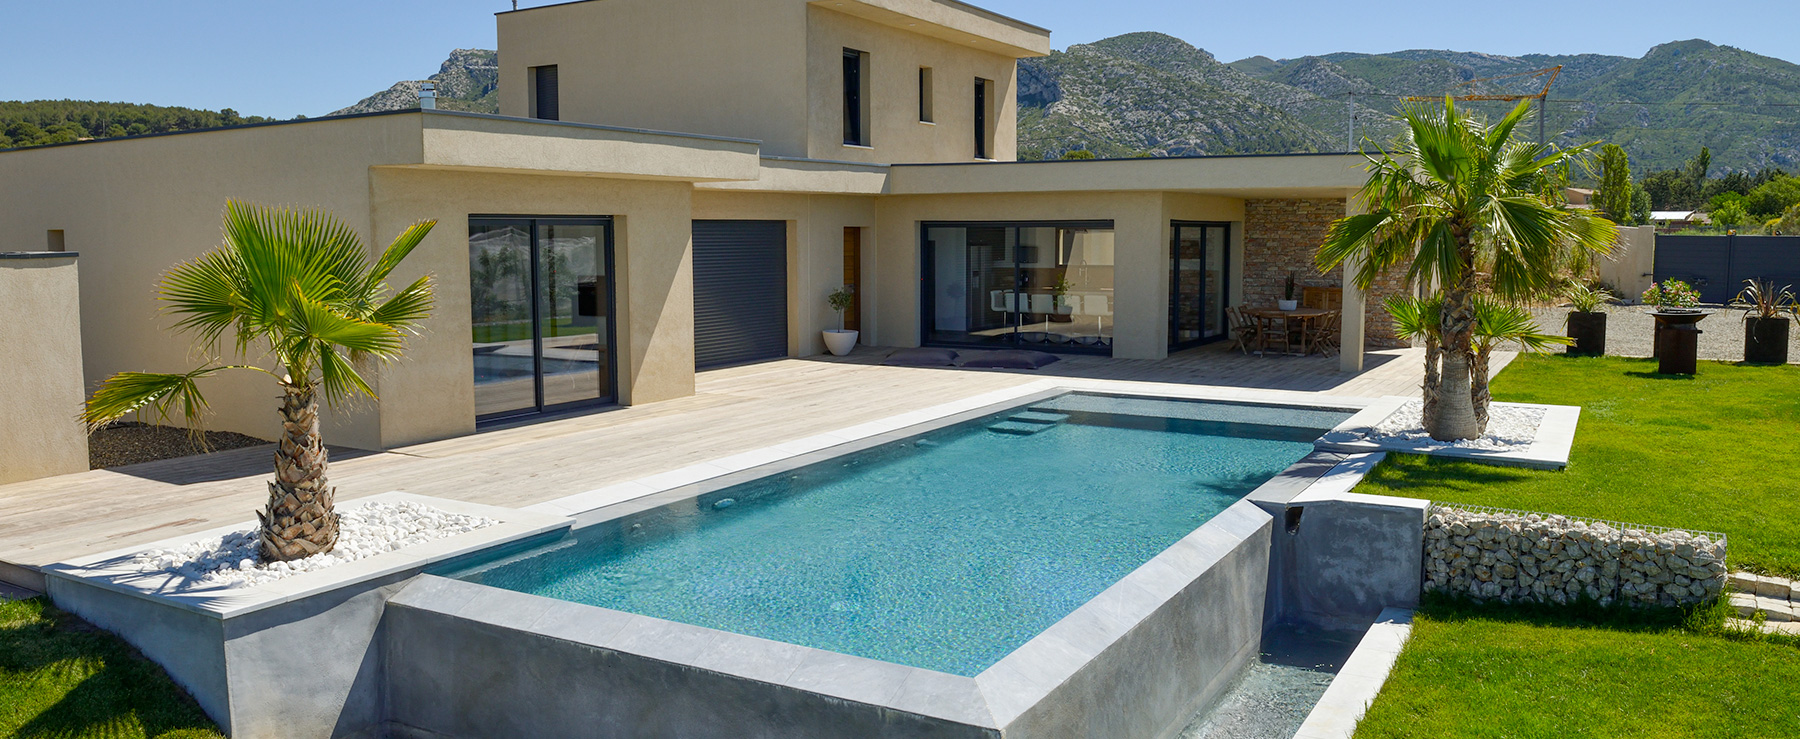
<box><xmin>1277</xmin><ymin>299</ymin><xmax>1299</xmax><ymax>311</ymax></box>
<box><xmin>822</xmin><ymin>329</ymin><xmax>859</xmax><ymax>356</ymax></box>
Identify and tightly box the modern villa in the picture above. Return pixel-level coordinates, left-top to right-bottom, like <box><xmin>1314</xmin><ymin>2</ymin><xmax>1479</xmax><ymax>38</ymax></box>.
<box><xmin>0</xmin><ymin>0</ymin><xmax>1405</xmax><ymax>469</ymax></box>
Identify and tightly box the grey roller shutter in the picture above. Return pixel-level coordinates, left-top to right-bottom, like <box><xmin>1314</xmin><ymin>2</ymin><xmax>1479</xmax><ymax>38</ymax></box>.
<box><xmin>693</xmin><ymin>220</ymin><xmax>788</xmax><ymax>369</ymax></box>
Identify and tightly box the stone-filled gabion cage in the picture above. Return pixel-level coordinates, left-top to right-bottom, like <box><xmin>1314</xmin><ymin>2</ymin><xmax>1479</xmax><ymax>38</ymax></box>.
<box><xmin>1424</xmin><ymin>504</ymin><xmax>1728</xmax><ymax>607</ymax></box>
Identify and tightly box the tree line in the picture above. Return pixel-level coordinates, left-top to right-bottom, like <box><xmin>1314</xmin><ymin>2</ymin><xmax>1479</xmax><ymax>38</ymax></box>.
<box><xmin>0</xmin><ymin>100</ymin><xmax>275</xmax><ymax>150</ymax></box>
<box><xmin>1593</xmin><ymin>144</ymin><xmax>1800</xmax><ymax>233</ymax></box>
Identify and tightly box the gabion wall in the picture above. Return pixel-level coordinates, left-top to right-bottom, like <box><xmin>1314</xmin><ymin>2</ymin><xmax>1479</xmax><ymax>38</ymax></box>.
<box><xmin>1424</xmin><ymin>505</ymin><xmax>1727</xmax><ymax>607</ymax></box>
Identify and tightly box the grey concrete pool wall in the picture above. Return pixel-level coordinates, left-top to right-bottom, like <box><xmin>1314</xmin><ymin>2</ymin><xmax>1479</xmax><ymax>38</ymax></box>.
<box><xmin>40</xmin><ymin>493</ymin><xmax>571</xmax><ymax>739</ymax></box>
<box><xmin>381</xmin><ymin>499</ymin><xmax>1274</xmax><ymax>739</ymax></box>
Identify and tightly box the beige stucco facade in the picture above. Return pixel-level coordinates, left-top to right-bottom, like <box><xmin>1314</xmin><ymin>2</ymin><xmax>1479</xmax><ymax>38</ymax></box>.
<box><xmin>0</xmin><ymin>254</ymin><xmax>89</xmax><ymax>484</ymax></box>
<box><xmin>0</xmin><ymin>0</ymin><xmax>1388</xmax><ymax>484</ymax></box>
<box><xmin>497</xmin><ymin>0</ymin><xmax>1043</xmax><ymax>164</ymax></box>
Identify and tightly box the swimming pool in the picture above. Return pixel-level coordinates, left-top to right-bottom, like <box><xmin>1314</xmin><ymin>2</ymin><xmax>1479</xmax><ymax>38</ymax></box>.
<box><xmin>445</xmin><ymin>393</ymin><xmax>1353</xmax><ymax>675</ymax></box>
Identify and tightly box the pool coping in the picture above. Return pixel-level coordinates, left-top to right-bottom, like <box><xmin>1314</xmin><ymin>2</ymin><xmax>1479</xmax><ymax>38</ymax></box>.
<box><xmin>524</xmin><ymin>378</ymin><xmax>1381</xmax><ymax>519</ymax></box>
<box><xmin>1292</xmin><ymin>606</ymin><xmax>1416</xmax><ymax>739</ymax></box>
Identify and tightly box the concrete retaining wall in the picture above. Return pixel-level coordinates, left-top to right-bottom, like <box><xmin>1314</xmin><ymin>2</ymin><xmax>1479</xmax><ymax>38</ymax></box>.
<box><xmin>1424</xmin><ymin>505</ymin><xmax>1727</xmax><ymax>607</ymax></box>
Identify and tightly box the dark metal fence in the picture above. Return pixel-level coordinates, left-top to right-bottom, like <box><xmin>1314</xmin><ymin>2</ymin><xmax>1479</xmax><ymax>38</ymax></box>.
<box><xmin>1654</xmin><ymin>234</ymin><xmax>1800</xmax><ymax>304</ymax></box>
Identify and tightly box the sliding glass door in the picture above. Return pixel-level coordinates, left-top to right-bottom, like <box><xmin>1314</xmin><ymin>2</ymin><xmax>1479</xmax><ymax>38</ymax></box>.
<box><xmin>1170</xmin><ymin>222</ymin><xmax>1230</xmax><ymax>350</ymax></box>
<box><xmin>921</xmin><ymin>221</ymin><xmax>1114</xmax><ymax>354</ymax></box>
<box><xmin>470</xmin><ymin>217</ymin><xmax>615</xmax><ymax>422</ymax></box>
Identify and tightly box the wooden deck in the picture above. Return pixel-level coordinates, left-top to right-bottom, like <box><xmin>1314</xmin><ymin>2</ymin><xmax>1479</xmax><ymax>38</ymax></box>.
<box><xmin>0</xmin><ymin>342</ymin><xmax>1472</xmax><ymax>586</ymax></box>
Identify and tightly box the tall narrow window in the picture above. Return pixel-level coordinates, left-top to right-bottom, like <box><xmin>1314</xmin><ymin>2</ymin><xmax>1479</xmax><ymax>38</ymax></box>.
<box><xmin>918</xmin><ymin>67</ymin><xmax>934</xmax><ymax>123</ymax></box>
<box><xmin>46</xmin><ymin>229</ymin><xmax>65</xmax><ymax>252</ymax></box>
<box><xmin>843</xmin><ymin>49</ymin><xmax>869</xmax><ymax>146</ymax></box>
<box><xmin>974</xmin><ymin>77</ymin><xmax>992</xmax><ymax>159</ymax></box>
<box><xmin>531</xmin><ymin>65</ymin><xmax>560</xmax><ymax>121</ymax></box>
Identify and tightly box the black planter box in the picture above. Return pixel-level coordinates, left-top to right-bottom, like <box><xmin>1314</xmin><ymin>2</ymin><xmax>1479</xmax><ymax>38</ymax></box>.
<box><xmin>1566</xmin><ymin>311</ymin><xmax>1607</xmax><ymax>355</ymax></box>
<box><xmin>1745</xmin><ymin>316</ymin><xmax>1791</xmax><ymax>364</ymax></box>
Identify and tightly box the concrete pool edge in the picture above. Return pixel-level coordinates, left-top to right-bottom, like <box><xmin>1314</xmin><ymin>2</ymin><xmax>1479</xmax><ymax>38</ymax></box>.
<box><xmin>383</xmin><ymin>497</ymin><xmax>1276</xmax><ymax>738</ymax></box>
<box><xmin>39</xmin><ymin>493</ymin><xmax>574</xmax><ymax>737</ymax></box>
<box><xmin>1292</xmin><ymin>607</ymin><xmax>1416</xmax><ymax>739</ymax></box>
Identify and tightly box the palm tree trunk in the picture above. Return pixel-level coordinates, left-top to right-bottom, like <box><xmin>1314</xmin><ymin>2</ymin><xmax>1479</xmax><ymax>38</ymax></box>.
<box><xmin>1421</xmin><ymin>332</ymin><xmax>1442</xmax><ymax>432</ymax></box>
<box><xmin>258</xmin><ymin>382</ymin><xmax>339</xmax><ymax>561</ymax></box>
<box><xmin>1429</xmin><ymin>234</ymin><xmax>1483</xmax><ymax>441</ymax></box>
<box><xmin>1471</xmin><ymin>345</ymin><xmax>1493</xmax><ymax>431</ymax></box>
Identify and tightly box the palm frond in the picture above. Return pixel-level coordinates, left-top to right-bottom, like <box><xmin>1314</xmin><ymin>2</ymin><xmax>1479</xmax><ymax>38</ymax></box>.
<box><xmin>1383</xmin><ymin>295</ymin><xmax>1443</xmax><ymax>342</ymax></box>
<box><xmin>366</xmin><ymin>274</ymin><xmax>435</xmax><ymax>331</ymax></box>
<box><xmin>1473</xmin><ymin>298</ymin><xmax>1572</xmax><ymax>352</ymax></box>
<box><xmin>83</xmin><ymin>366</ymin><xmax>229</xmax><ymax>429</ymax></box>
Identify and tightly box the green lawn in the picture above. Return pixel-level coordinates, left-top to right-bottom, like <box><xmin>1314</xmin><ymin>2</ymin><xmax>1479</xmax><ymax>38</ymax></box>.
<box><xmin>1</xmin><ymin>597</ymin><xmax>222</xmax><ymax>739</ymax></box>
<box><xmin>1356</xmin><ymin>596</ymin><xmax>1800</xmax><ymax>738</ymax></box>
<box><xmin>1359</xmin><ymin>354</ymin><xmax>1800</xmax><ymax>577</ymax></box>
<box><xmin>1356</xmin><ymin>354</ymin><xmax>1800</xmax><ymax>737</ymax></box>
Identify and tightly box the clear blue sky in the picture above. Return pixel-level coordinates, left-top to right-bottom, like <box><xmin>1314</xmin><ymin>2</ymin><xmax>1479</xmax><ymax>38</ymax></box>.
<box><xmin>5</xmin><ymin>0</ymin><xmax>1796</xmax><ymax>119</ymax></box>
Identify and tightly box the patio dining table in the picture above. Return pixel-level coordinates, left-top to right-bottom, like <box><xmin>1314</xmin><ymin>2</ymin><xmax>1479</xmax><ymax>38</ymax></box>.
<box><xmin>1246</xmin><ymin>307</ymin><xmax>1334</xmax><ymax>356</ymax></box>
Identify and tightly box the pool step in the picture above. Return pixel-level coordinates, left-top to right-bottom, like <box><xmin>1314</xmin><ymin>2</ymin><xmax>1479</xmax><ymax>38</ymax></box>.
<box><xmin>986</xmin><ymin>411</ymin><xmax>1070</xmax><ymax>436</ymax></box>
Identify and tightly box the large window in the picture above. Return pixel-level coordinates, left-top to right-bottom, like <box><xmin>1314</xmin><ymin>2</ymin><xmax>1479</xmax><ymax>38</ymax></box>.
<box><xmin>843</xmin><ymin>49</ymin><xmax>869</xmax><ymax>146</ymax></box>
<box><xmin>921</xmin><ymin>222</ymin><xmax>1114</xmax><ymax>354</ymax></box>
<box><xmin>469</xmin><ymin>217</ymin><xmax>614</xmax><ymax>422</ymax></box>
<box><xmin>1170</xmin><ymin>222</ymin><xmax>1231</xmax><ymax>350</ymax></box>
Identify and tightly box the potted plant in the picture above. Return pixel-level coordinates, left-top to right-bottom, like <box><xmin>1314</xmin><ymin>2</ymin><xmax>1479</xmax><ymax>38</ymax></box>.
<box><xmin>1278</xmin><ymin>272</ymin><xmax>1299</xmax><ymax>311</ymax></box>
<box><xmin>1641</xmin><ymin>278</ymin><xmax>1707</xmax><ymax>372</ymax></box>
<box><xmin>822</xmin><ymin>284</ymin><xmax>858</xmax><ymax>356</ymax></box>
<box><xmin>1733</xmin><ymin>279</ymin><xmax>1796</xmax><ymax>364</ymax></box>
<box><xmin>1563</xmin><ymin>282</ymin><xmax>1612</xmax><ymax>355</ymax></box>
<box><xmin>1049</xmin><ymin>275</ymin><xmax>1075</xmax><ymax>323</ymax></box>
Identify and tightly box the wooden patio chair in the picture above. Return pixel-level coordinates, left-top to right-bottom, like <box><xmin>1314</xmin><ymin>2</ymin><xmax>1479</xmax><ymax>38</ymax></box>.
<box><xmin>1252</xmin><ymin>313</ymin><xmax>1294</xmax><ymax>356</ymax></box>
<box><xmin>1307</xmin><ymin>310</ymin><xmax>1342</xmax><ymax>357</ymax></box>
<box><xmin>1225</xmin><ymin>306</ymin><xmax>1255</xmax><ymax>354</ymax></box>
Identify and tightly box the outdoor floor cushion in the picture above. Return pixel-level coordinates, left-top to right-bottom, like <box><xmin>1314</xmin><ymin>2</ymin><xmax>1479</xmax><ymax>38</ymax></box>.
<box><xmin>957</xmin><ymin>350</ymin><xmax>1061</xmax><ymax>369</ymax></box>
<box><xmin>881</xmin><ymin>347</ymin><xmax>960</xmax><ymax>366</ymax></box>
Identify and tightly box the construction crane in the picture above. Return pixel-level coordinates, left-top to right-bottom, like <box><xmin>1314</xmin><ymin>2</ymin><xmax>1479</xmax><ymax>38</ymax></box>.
<box><xmin>1404</xmin><ymin>65</ymin><xmax>1562</xmax><ymax>145</ymax></box>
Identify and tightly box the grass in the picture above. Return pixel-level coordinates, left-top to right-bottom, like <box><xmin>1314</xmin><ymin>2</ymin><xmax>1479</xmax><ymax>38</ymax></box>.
<box><xmin>1356</xmin><ymin>594</ymin><xmax>1800</xmax><ymax>738</ymax></box>
<box><xmin>1359</xmin><ymin>354</ymin><xmax>1800</xmax><ymax>577</ymax></box>
<box><xmin>1</xmin><ymin>597</ymin><xmax>223</xmax><ymax>739</ymax></box>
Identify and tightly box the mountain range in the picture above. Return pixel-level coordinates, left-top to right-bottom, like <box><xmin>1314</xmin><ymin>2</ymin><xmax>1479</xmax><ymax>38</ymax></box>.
<box><xmin>116</xmin><ymin>34</ymin><xmax>1800</xmax><ymax>177</ymax></box>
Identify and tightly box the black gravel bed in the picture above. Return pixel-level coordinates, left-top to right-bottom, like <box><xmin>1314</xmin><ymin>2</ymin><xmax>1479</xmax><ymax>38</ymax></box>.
<box><xmin>88</xmin><ymin>422</ymin><xmax>272</xmax><ymax>470</ymax></box>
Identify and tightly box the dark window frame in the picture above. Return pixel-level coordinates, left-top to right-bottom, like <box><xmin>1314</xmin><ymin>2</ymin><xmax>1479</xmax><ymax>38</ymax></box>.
<box><xmin>531</xmin><ymin>65</ymin><xmax>560</xmax><ymax>121</ymax></box>
<box><xmin>469</xmin><ymin>215</ymin><xmax>617</xmax><ymax>426</ymax></box>
<box><xmin>973</xmin><ymin>77</ymin><xmax>992</xmax><ymax>159</ymax></box>
<box><xmin>918</xmin><ymin>219</ymin><xmax>1116</xmax><ymax>357</ymax></box>
<box><xmin>843</xmin><ymin>49</ymin><xmax>870</xmax><ymax>146</ymax></box>
<box><xmin>1168</xmin><ymin>221</ymin><xmax>1234</xmax><ymax>351</ymax></box>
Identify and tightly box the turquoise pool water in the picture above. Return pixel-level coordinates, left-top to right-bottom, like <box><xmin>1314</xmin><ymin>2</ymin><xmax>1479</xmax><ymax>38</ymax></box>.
<box><xmin>448</xmin><ymin>394</ymin><xmax>1350</xmax><ymax>676</ymax></box>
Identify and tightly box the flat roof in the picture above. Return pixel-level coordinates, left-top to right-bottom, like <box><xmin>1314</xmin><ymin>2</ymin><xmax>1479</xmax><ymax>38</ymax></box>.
<box><xmin>0</xmin><ymin>109</ymin><xmax>761</xmax><ymax>156</ymax></box>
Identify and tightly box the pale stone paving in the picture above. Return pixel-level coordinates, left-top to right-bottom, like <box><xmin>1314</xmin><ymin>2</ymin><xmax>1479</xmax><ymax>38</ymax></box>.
<box><xmin>1726</xmin><ymin>571</ymin><xmax>1800</xmax><ymax>636</ymax></box>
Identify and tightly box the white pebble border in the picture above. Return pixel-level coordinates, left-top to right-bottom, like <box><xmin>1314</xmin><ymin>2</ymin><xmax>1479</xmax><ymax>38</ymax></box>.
<box><xmin>1366</xmin><ymin>400</ymin><xmax>1543</xmax><ymax>452</ymax></box>
<box><xmin>132</xmin><ymin>501</ymin><xmax>497</xmax><ymax>588</ymax></box>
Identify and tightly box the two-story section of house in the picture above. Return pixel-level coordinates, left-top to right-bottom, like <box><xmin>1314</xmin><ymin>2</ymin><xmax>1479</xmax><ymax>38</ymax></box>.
<box><xmin>495</xmin><ymin>0</ymin><xmax>1048</xmax><ymax>163</ymax></box>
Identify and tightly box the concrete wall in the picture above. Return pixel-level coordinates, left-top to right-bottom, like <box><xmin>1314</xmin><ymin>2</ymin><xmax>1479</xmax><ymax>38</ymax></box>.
<box><xmin>1597</xmin><ymin>224</ymin><xmax>1656</xmax><ymax>298</ymax></box>
<box><xmin>805</xmin><ymin>5</ymin><xmax>1023</xmax><ymax>163</ymax></box>
<box><xmin>1273</xmin><ymin>494</ymin><xmax>1428</xmax><ymax>632</ymax></box>
<box><xmin>497</xmin><ymin>0</ymin><xmax>1041</xmax><ymax>163</ymax></box>
<box><xmin>0</xmin><ymin>115</ymin><xmax>422</xmax><ymax>449</ymax></box>
<box><xmin>0</xmin><ymin>254</ymin><xmax>89</xmax><ymax>484</ymax></box>
<box><xmin>368</xmin><ymin>168</ymin><xmax>699</xmax><ymax>447</ymax></box>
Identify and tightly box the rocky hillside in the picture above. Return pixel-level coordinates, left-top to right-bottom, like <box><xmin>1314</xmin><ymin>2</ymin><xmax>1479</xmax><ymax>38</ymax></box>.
<box><xmin>336</xmin><ymin>38</ymin><xmax>1800</xmax><ymax>174</ymax></box>
<box><xmin>330</xmin><ymin>49</ymin><xmax>500</xmax><ymax>116</ymax></box>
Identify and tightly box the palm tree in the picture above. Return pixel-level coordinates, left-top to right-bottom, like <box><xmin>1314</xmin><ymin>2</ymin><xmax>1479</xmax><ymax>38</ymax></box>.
<box><xmin>1317</xmin><ymin>98</ymin><xmax>1616</xmax><ymax>440</ymax></box>
<box><xmin>1384</xmin><ymin>295</ymin><xmax>1572</xmax><ymax>431</ymax></box>
<box><xmin>83</xmin><ymin>202</ymin><xmax>436</xmax><ymax>561</ymax></box>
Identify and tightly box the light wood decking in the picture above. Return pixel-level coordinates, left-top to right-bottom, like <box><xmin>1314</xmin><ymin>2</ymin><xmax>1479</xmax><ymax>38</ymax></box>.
<box><xmin>0</xmin><ymin>342</ymin><xmax>1476</xmax><ymax>586</ymax></box>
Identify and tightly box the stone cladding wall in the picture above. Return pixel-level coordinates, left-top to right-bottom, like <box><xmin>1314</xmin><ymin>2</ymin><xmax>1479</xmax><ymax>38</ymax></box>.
<box><xmin>1424</xmin><ymin>505</ymin><xmax>1727</xmax><ymax>607</ymax></box>
<box><xmin>1243</xmin><ymin>199</ymin><xmax>1410</xmax><ymax>348</ymax></box>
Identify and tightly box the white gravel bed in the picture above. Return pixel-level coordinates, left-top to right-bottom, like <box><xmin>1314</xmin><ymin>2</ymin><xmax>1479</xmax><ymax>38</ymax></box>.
<box><xmin>1364</xmin><ymin>400</ymin><xmax>1544</xmax><ymax>452</ymax></box>
<box><xmin>133</xmin><ymin>501</ymin><xmax>497</xmax><ymax>588</ymax></box>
